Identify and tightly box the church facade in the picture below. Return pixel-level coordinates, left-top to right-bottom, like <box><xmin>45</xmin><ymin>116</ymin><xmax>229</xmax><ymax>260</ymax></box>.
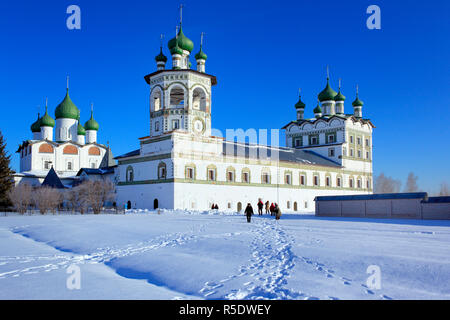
<box><xmin>15</xmin><ymin>86</ymin><xmax>113</xmax><ymax>187</ymax></box>
<box><xmin>115</xmin><ymin>17</ymin><xmax>375</xmax><ymax>212</ymax></box>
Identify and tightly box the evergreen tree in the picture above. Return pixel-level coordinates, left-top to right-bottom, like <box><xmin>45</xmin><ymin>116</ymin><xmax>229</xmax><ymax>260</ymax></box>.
<box><xmin>0</xmin><ymin>130</ymin><xmax>14</xmax><ymax>208</ymax></box>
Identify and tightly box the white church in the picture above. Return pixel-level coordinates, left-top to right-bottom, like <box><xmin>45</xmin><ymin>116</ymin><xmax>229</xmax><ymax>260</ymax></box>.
<box><xmin>114</xmin><ymin>14</ymin><xmax>375</xmax><ymax>212</ymax></box>
<box><xmin>14</xmin><ymin>85</ymin><xmax>114</xmax><ymax>187</ymax></box>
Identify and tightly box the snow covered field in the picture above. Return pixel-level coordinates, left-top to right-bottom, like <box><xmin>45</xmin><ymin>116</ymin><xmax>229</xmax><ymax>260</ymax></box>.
<box><xmin>0</xmin><ymin>210</ymin><xmax>449</xmax><ymax>300</ymax></box>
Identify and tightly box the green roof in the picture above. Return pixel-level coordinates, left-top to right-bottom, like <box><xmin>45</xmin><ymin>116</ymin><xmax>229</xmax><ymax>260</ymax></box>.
<box><xmin>170</xmin><ymin>38</ymin><xmax>184</xmax><ymax>55</ymax></box>
<box><xmin>195</xmin><ymin>45</ymin><xmax>207</xmax><ymax>61</ymax></box>
<box><xmin>55</xmin><ymin>89</ymin><xmax>80</xmax><ymax>120</ymax></box>
<box><xmin>155</xmin><ymin>47</ymin><xmax>168</xmax><ymax>63</ymax></box>
<box><xmin>84</xmin><ymin>110</ymin><xmax>99</xmax><ymax>131</ymax></box>
<box><xmin>77</xmin><ymin>122</ymin><xmax>86</xmax><ymax>135</ymax></box>
<box><xmin>352</xmin><ymin>95</ymin><xmax>364</xmax><ymax>107</ymax></box>
<box><xmin>334</xmin><ymin>90</ymin><xmax>346</xmax><ymax>101</ymax></box>
<box><xmin>31</xmin><ymin>114</ymin><xmax>41</xmax><ymax>133</ymax></box>
<box><xmin>40</xmin><ymin>106</ymin><xmax>55</xmax><ymax>127</ymax></box>
<box><xmin>318</xmin><ymin>78</ymin><xmax>338</xmax><ymax>102</ymax></box>
<box><xmin>294</xmin><ymin>95</ymin><xmax>306</xmax><ymax>109</ymax></box>
<box><xmin>168</xmin><ymin>26</ymin><xmax>194</xmax><ymax>53</ymax></box>
<box><xmin>313</xmin><ymin>104</ymin><xmax>322</xmax><ymax>114</ymax></box>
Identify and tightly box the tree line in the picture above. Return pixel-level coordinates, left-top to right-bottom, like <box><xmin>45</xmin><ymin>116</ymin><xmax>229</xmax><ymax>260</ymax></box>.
<box><xmin>374</xmin><ymin>172</ymin><xmax>449</xmax><ymax>196</ymax></box>
<box><xmin>8</xmin><ymin>180</ymin><xmax>115</xmax><ymax>215</ymax></box>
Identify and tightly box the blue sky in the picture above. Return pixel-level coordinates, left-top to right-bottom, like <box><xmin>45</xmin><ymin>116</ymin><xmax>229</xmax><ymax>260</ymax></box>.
<box><xmin>1</xmin><ymin>0</ymin><xmax>449</xmax><ymax>193</ymax></box>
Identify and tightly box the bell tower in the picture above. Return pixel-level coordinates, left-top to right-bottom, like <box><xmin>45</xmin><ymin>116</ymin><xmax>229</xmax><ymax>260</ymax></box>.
<box><xmin>145</xmin><ymin>9</ymin><xmax>217</xmax><ymax>138</ymax></box>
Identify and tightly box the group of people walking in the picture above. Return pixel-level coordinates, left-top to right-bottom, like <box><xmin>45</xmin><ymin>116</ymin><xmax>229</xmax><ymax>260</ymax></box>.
<box><xmin>245</xmin><ymin>199</ymin><xmax>281</xmax><ymax>223</ymax></box>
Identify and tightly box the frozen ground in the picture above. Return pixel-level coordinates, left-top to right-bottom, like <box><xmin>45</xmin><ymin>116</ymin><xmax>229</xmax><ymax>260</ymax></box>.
<box><xmin>0</xmin><ymin>210</ymin><xmax>449</xmax><ymax>300</ymax></box>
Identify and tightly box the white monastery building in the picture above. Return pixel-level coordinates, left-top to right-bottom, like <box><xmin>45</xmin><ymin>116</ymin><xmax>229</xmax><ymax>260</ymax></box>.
<box><xmin>15</xmin><ymin>85</ymin><xmax>114</xmax><ymax>186</ymax></box>
<box><xmin>115</xmin><ymin>14</ymin><xmax>375</xmax><ymax>212</ymax></box>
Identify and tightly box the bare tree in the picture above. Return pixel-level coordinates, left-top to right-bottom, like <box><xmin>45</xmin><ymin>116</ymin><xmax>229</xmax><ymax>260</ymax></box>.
<box><xmin>83</xmin><ymin>180</ymin><xmax>114</xmax><ymax>214</ymax></box>
<box><xmin>439</xmin><ymin>182</ymin><xmax>450</xmax><ymax>196</ymax></box>
<box><xmin>8</xmin><ymin>183</ymin><xmax>32</xmax><ymax>214</ymax></box>
<box><xmin>65</xmin><ymin>185</ymin><xmax>89</xmax><ymax>214</ymax></box>
<box><xmin>33</xmin><ymin>187</ymin><xmax>63</xmax><ymax>214</ymax></box>
<box><xmin>374</xmin><ymin>173</ymin><xmax>402</xmax><ymax>194</ymax></box>
<box><xmin>404</xmin><ymin>172</ymin><xmax>419</xmax><ymax>192</ymax></box>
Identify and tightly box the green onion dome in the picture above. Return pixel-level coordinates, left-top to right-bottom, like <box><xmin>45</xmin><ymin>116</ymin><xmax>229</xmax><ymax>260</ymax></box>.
<box><xmin>31</xmin><ymin>114</ymin><xmax>41</xmax><ymax>133</ymax></box>
<box><xmin>318</xmin><ymin>78</ymin><xmax>338</xmax><ymax>102</ymax></box>
<box><xmin>40</xmin><ymin>107</ymin><xmax>55</xmax><ymax>127</ymax></box>
<box><xmin>195</xmin><ymin>46</ymin><xmax>207</xmax><ymax>61</ymax></box>
<box><xmin>55</xmin><ymin>89</ymin><xmax>80</xmax><ymax>120</ymax></box>
<box><xmin>352</xmin><ymin>95</ymin><xmax>364</xmax><ymax>107</ymax></box>
<box><xmin>84</xmin><ymin>110</ymin><xmax>99</xmax><ymax>131</ymax></box>
<box><xmin>334</xmin><ymin>90</ymin><xmax>346</xmax><ymax>102</ymax></box>
<box><xmin>77</xmin><ymin>122</ymin><xmax>86</xmax><ymax>136</ymax></box>
<box><xmin>170</xmin><ymin>38</ymin><xmax>184</xmax><ymax>55</ymax></box>
<box><xmin>168</xmin><ymin>26</ymin><xmax>194</xmax><ymax>53</ymax></box>
<box><xmin>313</xmin><ymin>103</ymin><xmax>322</xmax><ymax>114</ymax></box>
<box><xmin>294</xmin><ymin>95</ymin><xmax>306</xmax><ymax>109</ymax></box>
<box><xmin>155</xmin><ymin>47</ymin><xmax>168</xmax><ymax>63</ymax></box>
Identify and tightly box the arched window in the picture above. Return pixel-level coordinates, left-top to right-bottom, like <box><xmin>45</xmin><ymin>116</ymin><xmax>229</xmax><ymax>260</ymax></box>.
<box><xmin>261</xmin><ymin>168</ymin><xmax>271</xmax><ymax>184</ymax></box>
<box><xmin>294</xmin><ymin>202</ymin><xmax>298</xmax><ymax>211</ymax></box>
<box><xmin>349</xmin><ymin>177</ymin><xmax>354</xmax><ymax>188</ymax></box>
<box><xmin>151</xmin><ymin>89</ymin><xmax>163</xmax><ymax>111</ymax></box>
<box><xmin>192</xmin><ymin>87</ymin><xmax>207</xmax><ymax>112</ymax></box>
<box><xmin>185</xmin><ymin>165</ymin><xmax>195</xmax><ymax>180</ymax></box>
<box><xmin>169</xmin><ymin>86</ymin><xmax>185</xmax><ymax>107</ymax></box>
<box><xmin>241</xmin><ymin>168</ymin><xmax>251</xmax><ymax>183</ymax></box>
<box><xmin>88</xmin><ymin>146</ymin><xmax>101</xmax><ymax>155</ymax></box>
<box><xmin>285</xmin><ymin>171</ymin><xmax>292</xmax><ymax>185</ymax></box>
<box><xmin>39</xmin><ymin>143</ymin><xmax>54</xmax><ymax>154</ymax></box>
<box><xmin>126</xmin><ymin>166</ymin><xmax>134</xmax><ymax>182</ymax></box>
<box><xmin>63</xmin><ymin>145</ymin><xmax>78</xmax><ymax>155</ymax></box>
<box><xmin>158</xmin><ymin>162</ymin><xmax>167</xmax><ymax>179</ymax></box>
<box><xmin>237</xmin><ymin>202</ymin><xmax>242</xmax><ymax>212</ymax></box>
<box><xmin>226</xmin><ymin>166</ymin><xmax>235</xmax><ymax>182</ymax></box>
<box><xmin>207</xmin><ymin>164</ymin><xmax>217</xmax><ymax>181</ymax></box>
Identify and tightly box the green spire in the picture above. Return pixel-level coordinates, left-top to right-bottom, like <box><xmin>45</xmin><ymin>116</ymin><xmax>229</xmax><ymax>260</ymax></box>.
<box><xmin>168</xmin><ymin>26</ymin><xmax>194</xmax><ymax>53</ymax></box>
<box><xmin>195</xmin><ymin>32</ymin><xmax>207</xmax><ymax>61</ymax></box>
<box><xmin>170</xmin><ymin>29</ymin><xmax>184</xmax><ymax>55</ymax></box>
<box><xmin>40</xmin><ymin>99</ymin><xmax>55</xmax><ymax>128</ymax></box>
<box><xmin>294</xmin><ymin>89</ymin><xmax>306</xmax><ymax>109</ymax></box>
<box><xmin>31</xmin><ymin>113</ymin><xmax>41</xmax><ymax>133</ymax></box>
<box><xmin>318</xmin><ymin>77</ymin><xmax>338</xmax><ymax>102</ymax></box>
<box><xmin>155</xmin><ymin>47</ymin><xmax>168</xmax><ymax>63</ymax></box>
<box><xmin>334</xmin><ymin>80</ymin><xmax>346</xmax><ymax>101</ymax></box>
<box><xmin>352</xmin><ymin>85</ymin><xmax>364</xmax><ymax>107</ymax></box>
<box><xmin>55</xmin><ymin>82</ymin><xmax>80</xmax><ymax>120</ymax></box>
<box><xmin>84</xmin><ymin>104</ymin><xmax>99</xmax><ymax>131</ymax></box>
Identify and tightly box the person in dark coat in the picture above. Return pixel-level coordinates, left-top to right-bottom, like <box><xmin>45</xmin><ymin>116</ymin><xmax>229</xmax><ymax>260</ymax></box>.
<box><xmin>270</xmin><ymin>203</ymin><xmax>275</xmax><ymax>216</ymax></box>
<box><xmin>257</xmin><ymin>200</ymin><xmax>264</xmax><ymax>216</ymax></box>
<box><xmin>211</xmin><ymin>203</ymin><xmax>215</xmax><ymax>210</ymax></box>
<box><xmin>214</xmin><ymin>204</ymin><xmax>219</xmax><ymax>210</ymax></box>
<box><xmin>244</xmin><ymin>203</ymin><xmax>253</xmax><ymax>223</ymax></box>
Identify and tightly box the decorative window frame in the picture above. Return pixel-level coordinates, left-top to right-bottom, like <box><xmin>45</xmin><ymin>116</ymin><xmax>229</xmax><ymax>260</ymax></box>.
<box><xmin>158</xmin><ymin>161</ymin><xmax>167</xmax><ymax>179</ymax></box>
<box><xmin>126</xmin><ymin>165</ymin><xmax>134</xmax><ymax>182</ymax></box>
<box><xmin>241</xmin><ymin>167</ymin><xmax>251</xmax><ymax>183</ymax></box>
<box><xmin>185</xmin><ymin>163</ymin><xmax>196</xmax><ymax>180</ymax></box>
<box><xmin>226</xmin><ymin>166</ymin><xmax>236</xmax><ymax>182</ymax></box>
<box><xmin>207</xmin><ymin>164</ymin><xmax>217</xmax><ymax>181</ymax></box>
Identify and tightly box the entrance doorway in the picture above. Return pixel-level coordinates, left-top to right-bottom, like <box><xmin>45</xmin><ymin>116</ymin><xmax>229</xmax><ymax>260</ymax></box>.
<box><xmin>154</xmin><ymin>199</ymin><xmax>159</xmax><ymax>209</ymax></box>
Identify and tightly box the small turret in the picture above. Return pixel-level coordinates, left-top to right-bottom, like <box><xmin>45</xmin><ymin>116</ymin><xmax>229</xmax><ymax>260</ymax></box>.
<box><xmin>40</xmin><ymin>98</ymin><xmax>55</xmax><ymax>141</ymax></box>
<box><xmin>84</xmin><ymin>104</ymin><xmax>99</xmax><ymax>144</ymax></box>
<box><xmin>195</xmin><ymin>33</ymin><xmax>207</xmax><ymax>73</ymax></box>
<box><xmin>334</xmin><ymin>79</ymin><xmax>346</xmax><ymax>115</ymax></box>
<box><xmin>352</xmin><ymin>85</ymin><xmax>364</xmax><ymax>118</ymax></box>
<box><xmin>76</xmin><ymin>114</ymin><xmax>86</xmax><ymax>145</ymax></box>
<box><xmin>294</xmin><ymin>89</ymin><xmax>306</xmax><ymax>120</ymax></box>
<box><xmin>155</xmin><ymin>34</ymin><xmax>167</xmax><ymax>71</ymax></box>
<box><xmin>318</xmin><ymin>67</ymin><xmax>337</xmax><ymax>116</ymax></box>
<box><xmin>314</xmin><ymin>100</ymin><xmax>323</xmax><ymax>118</ymax></box>
<box><xmin>31</xmin><ymin>112</ymin><xmax>41</xmax><ymax>140</ymax></box>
